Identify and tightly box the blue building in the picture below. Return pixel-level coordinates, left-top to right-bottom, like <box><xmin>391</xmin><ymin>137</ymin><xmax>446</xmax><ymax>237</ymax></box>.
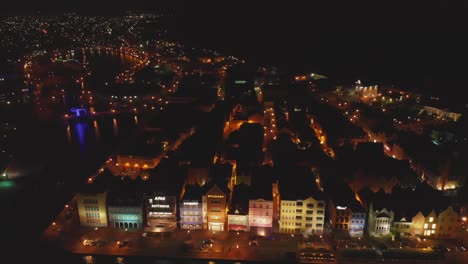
<box><xmin>179</xmin><ymin>184</ymin><xmax>204</xmax><ymax>230</ymax></box>
<box><xmin>350</xmin><ymin>211</ymin><xmax>366</xmax><ymax>237</ymax></box>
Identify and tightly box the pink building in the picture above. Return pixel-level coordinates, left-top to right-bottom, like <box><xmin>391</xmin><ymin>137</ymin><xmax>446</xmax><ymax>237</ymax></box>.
<box><xmin>249</xmin><ymin>198</ymin><xmax>273</xmax><ymax>236</ymax></box>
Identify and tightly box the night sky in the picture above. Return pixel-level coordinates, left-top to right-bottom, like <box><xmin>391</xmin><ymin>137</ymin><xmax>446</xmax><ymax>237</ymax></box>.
<box><xmin>2</xmin><ymin>1</ymin><xmax>467</xmax><ymax>101</ymax></box>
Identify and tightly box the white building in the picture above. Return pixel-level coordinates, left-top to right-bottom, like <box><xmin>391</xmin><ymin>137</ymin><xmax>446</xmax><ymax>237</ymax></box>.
<box><xmin>368</xmin><ymin>203</ymin><xmax>394</xmax><ymax>236</ymax></box>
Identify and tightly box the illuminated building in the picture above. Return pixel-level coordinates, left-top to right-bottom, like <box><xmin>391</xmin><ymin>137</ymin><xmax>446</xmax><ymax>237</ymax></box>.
<box><xmin>350</xmin><ymin>211</ymin><xmax>366</xmax><ymax>237</ymax></box>
<box><xmin>279</xmin><ymin>197</ymin><xmax>325</xmax><ymax>235</ymax></box>
<box><xmin>111</xmin><ymin>155</ymin><xmax>157</xmax><ymax>179</ymax></box>
<box><xmin>179</xmin><ymin>184</ymin><xmax>204</xmax><ymax>230</ymax></box>
<box><xmin>436</xmin><ymin>206</ymin><xmax>459</xmax><ymax>238</ymax></box>
<box><xmin>202</xmin><ymin>185</ymin><xmax>226</xmax><ymax>231</ymax></box>
<box><xmin>422</xmin><ymin>105</ymin><xmax>462</xmax><ymax>122</ymax></box>
<box><xmin>249</xmin><ymin>198</ymin><xmax>273</xmax><ymax>236</ymax></box>
<box><xmin>145</xmin><ymin>194</ymin><xmax>177</xmax><ymax>232</ymax></box>
<box><xmin>228</xmin><ymin>210</ymin><xmax>249</xmax><ymax>232</ymax></box>
<box><xmin>392</xmin><ymin>217</ymin><xmax>411</xmax><ymax>237</ymax></box>
<box><xmin>368</xmin><ymin>203</ymin><xmax>394</xmax><ymax>236</ymax></box>
<box><xmin>228</xmin><ymin>184</ymin><xmax>250</xmax><ymax>232</ymax></box>
<box><xmin>410</xmin><ymin>212</ymin><xmax>425</xmax><ymax>236</ymax></box>
<box><xmin>77</xmin><ymin>192</ymin><xmax>108</xmax><ymax>227</ymax></box>
<box><xmin>330</xmin><ymin>205</ymin><xmax>351</xmax><ymax>231</ymax></box>
<box><xmin>423</xmin><ymin>210</ymin><xmax>438</xmax><ymax>237</ymax></box>
<box><xmin>107</xmin><ymin>192</ymin><xmax>143</xmax><ymax>230</ymax></box>
<box><xmin>180</xmin><ymin>200</ymin><xmax>203</xmax><ymax>230</ymax></box>
<box><xmin>355</xmin><ymin>84</ymin><xmax>378</xmax><ymax>100</ymax></box>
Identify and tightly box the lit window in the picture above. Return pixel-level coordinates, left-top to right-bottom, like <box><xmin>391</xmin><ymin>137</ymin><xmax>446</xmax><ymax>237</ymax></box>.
<box><xmin>432</xmin><ymin>224</ymin><xmax>436</xmax><ymax>229</ymax></box>
<box><xmin>424</xmin><ymin>223</ymin><xmax>428</xmax><ymax>228</ymax></box>
<box><xmin>431</xmin><ymin>230</ymin><xmax>435</xmax><ymax>234</ymax></box>
<box><xmin>429</xmin><ymin>217</ymin><xmax>434</xmax><ymax>223</ymax></box>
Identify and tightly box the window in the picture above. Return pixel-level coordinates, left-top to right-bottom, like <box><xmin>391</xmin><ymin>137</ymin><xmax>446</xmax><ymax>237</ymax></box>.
<box><xmin>296</xmin><ymin>209</ymin><xmax>303</xmax><ymax>214</ymax></box>
<box><xmin>317</xmin><ymin>210</ymin><xmax>324</xmax><ymax>215</ymax></box>
<box><xmin>306</xmin><ymin>223</ymin><xmax>313</xmax><ymax>228</ymax></box>
<box><xmin>432</xmin><ymin>224</ymin><xmax>436</xmax><ymax>229</ymax></box>
<box><xmin>306</xmin><ymin>210</ymin><xmax>313</xmax><ymax>214</ymax></box>
<box><xmin>296</xmin><ymin>202</ymin><xmax>303</xmax><ymax>206</ymax></box>
<box><xmin>316</xmin><ymin>223</ymin><xmax>323</xmax><ymax>227</ymax></box>
<box><xmin>424</xmin><ymin>223</ymin><xmax>428</xmax><ymax>228</ymax></box>
<box><xmin>296</xmin><ymin>216</ymin><xmax>302</xmax><ymax>220</ymax></box>
<box><xmin>306</xmin><ymin>203</ymin><xmax>314</xmax><ymax>208</ymax></box>
<box><xmin>317</xmin><ymin>202</ymin><xmax>324</xmax><ymax>208</ymax></box>
<box><xmin>429</xmin><ymin>217</ymin><xmax>434</xmax><ymax>223</ymax></box>
<box><xmin>306</xmin><ymin>217</ymin><xmax>313</xmax><ymax>221</ymax></box>
<box><xmin>316</xmin><ymin>217</ymin><xmax>323</xmax><ymax>221</ymax></box>
<box><xmin>295</xmin><ymin>222</ymin><xmax>301</xmax><ymax>226</ymax></box>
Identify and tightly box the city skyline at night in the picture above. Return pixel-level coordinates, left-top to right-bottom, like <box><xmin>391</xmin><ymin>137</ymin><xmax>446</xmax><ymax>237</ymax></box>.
<box><xmin>1</xmin><ymin>2</ymin><xmax>467</xmax><ymax>264</ymax></box>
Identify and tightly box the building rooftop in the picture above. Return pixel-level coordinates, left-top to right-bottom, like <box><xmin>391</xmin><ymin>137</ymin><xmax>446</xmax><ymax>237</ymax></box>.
<box><xmin>181</xmin><ymin>184</ymin><xmax>205</xmax><ymax>202</ymax></box>
<box><xmin>229</xmin><ymin>184</ymin><xmax>251</xmax><ymax>214</ymax></box>
<box><xmin>107</xmin><ymin>191</ymin><xmax>143</xmax><ymax>207</ymax></box>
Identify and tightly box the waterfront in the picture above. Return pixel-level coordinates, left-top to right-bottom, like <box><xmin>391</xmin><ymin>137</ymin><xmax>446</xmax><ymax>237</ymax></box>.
<box><xmin>0</xmin><ymin>51</ymin><xmax>141</xmax><ymax>251</ymax></box>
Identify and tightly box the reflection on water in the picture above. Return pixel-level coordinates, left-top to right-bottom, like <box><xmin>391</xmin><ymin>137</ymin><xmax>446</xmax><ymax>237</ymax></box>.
<box><xmin>76</xmin><ymin>122</ymin><xmax>87</xmax><ymax>147</ymax></box>
<box><xmin>75</xmin><ymin>255</ymin><xmax>251</xmax><ymax>264</ymax></box>
<box><xmin>134</xmin><ymin>115</ymin><xmax>139</xmax><ymax>125</ymax></box>
<box><xmin>115</xmin><ymin>257</ymin><xmax>125</xmax><ymax>264</ymax></box>
<box><xmin>113</xmin><ymin>118</ymin><xmax>119</xmax><ymax>136</ymax></box>
<box><xmin>93</xmin><ymin>120</ymin><xmax>100</xmax><ymax>140</ymax></box>
<box><xmin>83</xmin><ymin>255</ymin><xmax>95</xmax><ymax>264</ymax></box>
<box><xmin>67</xmin><ymin>125</ymin><xmax>72</xmax><ymax>144</ymax></box>
<box><xmin>64</xmin><ymin>115</ymin><xmax>135</xmax><ymax>159</ymax></box>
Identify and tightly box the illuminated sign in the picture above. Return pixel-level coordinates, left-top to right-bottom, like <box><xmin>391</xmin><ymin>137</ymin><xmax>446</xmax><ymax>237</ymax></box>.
<box><xmin>70</xmin><ymin>107</ymin><xmax>87</xmax><ymax>117</ymax></box>
<box><xmin>151</xmin><ymin>204</ymin><xmax>169</xmax><ymax>208</ymax></box>
<box><xmin>336</xmin><ymin>206</ymin><xmax>347</xmax><ymax>210</ymax></box>
<box><xmin>235</xmin><ymin>80</ymin><xmax>247</xmax><ymax>84</ymax></box>
<box><xmin>183</xmin><ymin>202</ymin><xmax>199</xmax><ymax>206</ymax></box>
<box><xmin>154</xmin><ymin>196</ymin><xmax>165</xmax><ymax>201</ymax></box>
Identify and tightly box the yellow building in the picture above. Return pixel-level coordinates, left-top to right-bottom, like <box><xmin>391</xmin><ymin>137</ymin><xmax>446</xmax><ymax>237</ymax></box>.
<box><xmin>411</xmin><ymin>211</ymin><xmax>425</xmax><ymax>236</ymax></box>
<box><xmin>423</xmin><ymin>210</ymin><xmax>438</xmax><ymax>237</ymax></box>
<box><xmin>393</xmin><ymin>217</ymin><xmax>411</xmax><ymax>237</ymax></box>
<box><xmin>77</xmin><ymin>192</ymin><xmax>108</xmax><ymax>227</ymax></box>
<box><xmin>280</xmin><ymin>197</ymin><xmax>325</xmax><ymax>235</ymax></box>
<box><xmin>437</xmin><ymin>206</ymin><xmax>459</xmax><ymax>239</ymax></box>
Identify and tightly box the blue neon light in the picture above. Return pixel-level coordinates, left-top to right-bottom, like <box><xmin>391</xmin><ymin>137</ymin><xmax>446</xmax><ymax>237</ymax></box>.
<box><xmin>70</xmin><ymin>108</ymin><xmax>87</xmax><ymax>117</ymax></box>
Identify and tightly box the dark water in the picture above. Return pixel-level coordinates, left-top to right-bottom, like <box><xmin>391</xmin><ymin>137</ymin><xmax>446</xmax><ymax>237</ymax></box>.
<box><xmin>0</xmin><ymin>51</ymin><xmax>140</xmax><ymax>257</ymax></box>
<box><xmin>63</xmin><ymin>254</ymin><xmax>267</xmax><ymax>264</ymax></box>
